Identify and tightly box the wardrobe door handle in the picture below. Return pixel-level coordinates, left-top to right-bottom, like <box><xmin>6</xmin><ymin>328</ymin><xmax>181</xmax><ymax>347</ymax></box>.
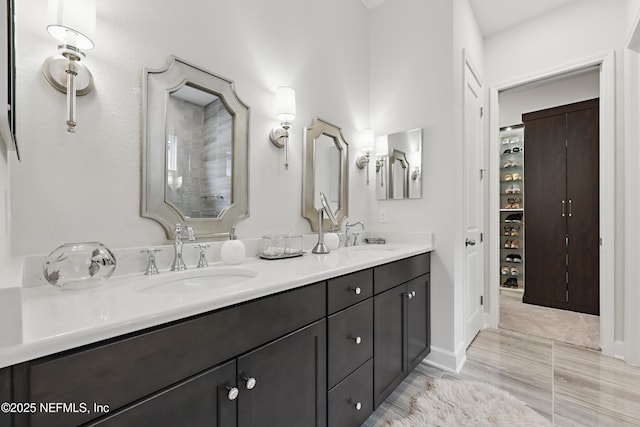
<box><xmin>562</xmin><ymin>200</ymin><xmax>565</xmax><ymax>217</ymax></box>
<box><xmin>568</xmin><ymin>199</ymin><xmax>572</xmax><ymax>217</ymax></box>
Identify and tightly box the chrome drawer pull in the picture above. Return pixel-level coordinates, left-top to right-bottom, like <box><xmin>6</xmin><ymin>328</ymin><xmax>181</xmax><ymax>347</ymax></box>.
<box><xmin>353</xmin><ymin>336</ymin><xmax>362</xmax><ymax>345</ymax></box>
<box><xmin>243</xmin><ymin>376</ymin><xmax>257</xmax><ymax>390</ymax></box>
<box><xmin>355</xmin><ymin>401</ymin><xmax>362</xmax><ymax>411</ymax></box>
<box><xmin>353</xmin><ymin>286</ymin><xmax>362</xmax><ymax>295</ymax></box>
<box><xmin>226</xmin><ymin>386</ymin><xmax>239</xmax><ymax>400</ymax></box>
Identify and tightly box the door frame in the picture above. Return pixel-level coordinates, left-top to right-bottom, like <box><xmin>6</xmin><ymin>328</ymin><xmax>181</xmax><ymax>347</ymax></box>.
<box><xmin>487</xmin><ymin>51</ymin><xmax>615</xmax><ymax>357</ymax></box>
<box><xmin>624</xmin><ymin>16</ymin><xmax>640</xmax><ymax>365</ymax></box>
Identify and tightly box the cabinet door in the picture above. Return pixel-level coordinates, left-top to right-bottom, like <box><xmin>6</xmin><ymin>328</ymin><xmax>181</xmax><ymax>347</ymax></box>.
<box><xmin>566</xmin><ymin>105</ymin><xmax>600</xmax><ymax>314</ymax></box>
<box><xmin>237</xmin><ymin>320</ymin><xmax>326</xmax><ymax>427</ymax></box>
<box><xmin>407</xmin><ymin>274</ymin><xmax>430</xmax><ymax>371</ymax></box>
<box><xmin>373</xmin><ymin>284</ymin><xmax>407</xmax><ymax>408</ymax></box>
<box><xmin>90</xmin><ymin>360</ymin><xmax>237</xmax><ymax>427</ymax></box>
<box><xmin>524</xmin><ymin>113</ymin><xmax>568</xmax><ymax>306</ymax></box>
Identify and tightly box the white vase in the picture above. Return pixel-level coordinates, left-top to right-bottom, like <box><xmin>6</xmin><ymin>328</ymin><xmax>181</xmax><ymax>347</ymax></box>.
<box><xmin>324</xmin><ymin>233</ymin><xmax>340</xmax><ymax>251</ymax></box>
<box><xmin>220</xmin><ymin>239</ymin><xmax>246</xmax><ymax>264</ymax></box>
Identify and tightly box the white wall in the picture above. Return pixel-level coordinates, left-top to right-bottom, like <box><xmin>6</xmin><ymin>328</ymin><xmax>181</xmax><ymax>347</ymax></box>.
<box><xmin>10</xmin><ymin>0</ymin><xmax>370</xmax><ymax>256</ymax></box>
<box><xmin>627</xmin><ymin>0</ymin><xmax>640</xmax><ymax>35</ymax></box>
<box><xmin>369</xmin><ymin>0</ymin><xmax>483</xmax><ymax>370</ymax></box>
<box><xmin>0</xmin><ymin>149</ymin><xmax>9</xmax><ymax>265</ymax></box>
<box><xmin>485</xmin><ymin>0</ymin><xmax>627</xmax><ymax>341</ymax></box>
<box><xmin>499</xmin><ymin>69</ymin><xmax>600</xmax><ymax>128</ymax></box>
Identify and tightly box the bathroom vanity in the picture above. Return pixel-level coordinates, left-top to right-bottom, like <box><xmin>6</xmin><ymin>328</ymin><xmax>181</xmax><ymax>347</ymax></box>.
<box><xmin>0</xmin><ymin>245</ymin><xmax>431</xmax><ymax>427</ymax></box>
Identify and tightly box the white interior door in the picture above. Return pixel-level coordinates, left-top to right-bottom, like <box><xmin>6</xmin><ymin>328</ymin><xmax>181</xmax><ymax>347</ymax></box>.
<box><xmin>463</xmin><ymin>54</ymin><xmax>484</xmax><ymax>348</ymax></box>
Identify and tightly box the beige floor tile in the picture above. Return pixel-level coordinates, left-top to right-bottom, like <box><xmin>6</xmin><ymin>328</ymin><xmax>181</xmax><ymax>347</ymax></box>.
<box><xmin>363</xmin><ymin>328</ymin><xmax>640</xmax><ymax>426</ymax></box>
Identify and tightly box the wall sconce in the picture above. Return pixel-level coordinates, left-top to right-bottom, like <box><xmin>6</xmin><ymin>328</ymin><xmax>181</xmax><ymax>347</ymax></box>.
<box><xmin>355</xmin><ymin>128</ymin><xmax>375</xmax><ymax>185</ymax></box>
<box><xmin>269</xmin><ymin>86</ymin><xmax>296</xmax><ymax>169</ymax></box>
<box><xmin>42</xmin><ymin>0</ymin><xmax>96</xmax><ymax>133</ymax></box>
<box><xmin>375</xmin><ymin>137</ymin><xmax>389</xmax><ymax>187</ymax></box>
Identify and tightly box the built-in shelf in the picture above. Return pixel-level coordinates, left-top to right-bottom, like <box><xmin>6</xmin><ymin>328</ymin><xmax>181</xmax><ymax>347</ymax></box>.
<box><xmin>499</xmin><ymin>125</ymin><xmax>525</xmax><ymax>293</ymax></box>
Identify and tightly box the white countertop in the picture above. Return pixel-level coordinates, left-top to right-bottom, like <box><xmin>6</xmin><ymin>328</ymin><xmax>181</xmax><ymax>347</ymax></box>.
<box><xmin>0</xmin><ymin>234</ymin><xmax>433</xmax><ymax>369</ymax></box>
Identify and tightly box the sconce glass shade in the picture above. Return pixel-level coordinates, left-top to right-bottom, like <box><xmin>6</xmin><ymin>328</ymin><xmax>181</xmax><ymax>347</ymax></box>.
<box><xmin>376</xmin><ymin>136</ymin><xmax>389</xmax><ymax>157</ymax></box>
<box><xmin>362</xmin><ymin>128</ymin><xmax>375</xmax><ymax>152</ymax></box>
<box><xmin>275</xmin><ymin>86</ymin><xmax>296</xmax><ymax>123</ymax></box>
<box><xmin>47</xmin><ymin>0</ymin><xmax>96</xmax><ymax>50</ymax></box>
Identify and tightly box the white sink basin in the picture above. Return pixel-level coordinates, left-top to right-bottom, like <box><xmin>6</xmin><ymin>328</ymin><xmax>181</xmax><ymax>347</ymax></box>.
<box><xmin>136</xmin><ymin>268</ymin><xmax>258</xmax><ymax>294</ymax></box>
<box><xmin>347</xmin><ymin>245</ymin><xmax>398</xmax><ymax>252</ymax></box>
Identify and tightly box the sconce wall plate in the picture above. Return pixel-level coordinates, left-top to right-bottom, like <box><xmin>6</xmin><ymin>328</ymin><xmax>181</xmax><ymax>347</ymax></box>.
<box><xmin>269</xmin><ymin>126</ymin><xmax>288</xmax><ymax>148</ymax></box>
<box><xmin>42</xmin><ymin>54</ymin><xmax>94</xmax><ymax>96</ymax></box>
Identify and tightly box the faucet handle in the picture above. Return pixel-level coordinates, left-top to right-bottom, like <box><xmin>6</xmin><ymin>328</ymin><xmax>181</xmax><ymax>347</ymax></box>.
<box><xmin>352</xmin><ymin>232</ymin><xmax>361</xmax><ymax>246</ymax></box>
<box><xmin>140</xmin><ymin>248</ymin><xmax>161</xmax><ymax>275</ymax></box>
<box><xmin>196</xmin><ymin>244</ymin><xmax>210</xmax><ymax>268</ymax></box>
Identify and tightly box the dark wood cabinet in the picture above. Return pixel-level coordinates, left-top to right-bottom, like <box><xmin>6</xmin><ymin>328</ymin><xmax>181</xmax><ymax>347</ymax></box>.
<box><xmin>237</xmin><ymin>320</ymin><xmax>326</xmax><ymax>427</ymax></box>
<box><xmin>327</xmin><ymin>299</ymin><xmax>373</xmax><ymax>389</ymax></box>
<box><xmin>89</xmin><ymin>360</ymin><xmax>237</xmax><ymax>427</ymax></box>
<box><xmin>373</xmin><ymin>273</ymin><xmax>430</xmax><ymax>408</ymax></box>
<box><xmin>0</xmin><ymin>368</ymin><xmax>10</xmax><ymax>427</ymax></box>
<box><xmin>327</xmin><ymin>359</ymin><xmax>373</xmax><ymax>427</ymax></box>
<box><xmin>373</xmin><ymin>283</ymin><xmax>406</xmax><ymax>408</ymax></box>
<box><xmin>523</xmin><ymin>99</ymin><xmax>599</xmax><ymax>315</ymax></box>
<box><xmin>407</xmin><ymin>274</ymin><xmax>431</xmax><ymax>371</ymax></box>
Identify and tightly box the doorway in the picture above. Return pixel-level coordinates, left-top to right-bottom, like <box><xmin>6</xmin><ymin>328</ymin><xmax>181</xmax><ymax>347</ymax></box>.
<box><xmin>487</xmin><ymin>53</ymin><xmax>616</xmax><ymax>355</ymax></box>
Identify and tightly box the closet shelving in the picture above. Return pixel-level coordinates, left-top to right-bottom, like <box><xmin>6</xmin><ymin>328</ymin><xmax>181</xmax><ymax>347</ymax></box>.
<box><xmin>499</xmin><ymin>125</ymin><xmax>524</xmax><ymax>292</ymax></box>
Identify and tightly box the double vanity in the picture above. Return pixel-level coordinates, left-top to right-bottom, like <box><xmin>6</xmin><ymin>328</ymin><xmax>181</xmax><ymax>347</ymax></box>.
<box><xmin>0</xmin><ymin>237</ymin><xmax>432</xmax><ymax>427</ymax></box>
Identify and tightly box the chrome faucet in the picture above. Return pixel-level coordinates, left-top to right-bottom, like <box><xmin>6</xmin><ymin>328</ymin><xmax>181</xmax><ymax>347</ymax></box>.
<box><xmin>171</xmin><ymin>223</ymin><xmax>195</xmax><ymax>271</ymax></box>
<box><xmin>344</xmin><ymin>220</ymin><xmax>365</xmax><ymax>247</ymax></box>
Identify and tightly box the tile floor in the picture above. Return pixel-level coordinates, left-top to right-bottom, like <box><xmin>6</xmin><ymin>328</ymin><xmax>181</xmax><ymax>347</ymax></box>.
<box><xmin>364</xmin><ymin>328</ymin><xmax>640</xmax><ymax>426</ymax></box>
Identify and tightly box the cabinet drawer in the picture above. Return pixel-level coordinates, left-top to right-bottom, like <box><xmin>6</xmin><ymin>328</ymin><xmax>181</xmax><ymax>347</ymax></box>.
<box><xmin>374</xmin><ymin>252</ymin><xmax>430</xmax><ymax>294</ymax></box>
<box><xmin>327</xmin><ymin>268</ymin><xmax>373</xmax><ymax>314</ymax></box>
<box><xmin>328</xmin><ymin>358</ymin><xmax>373</xmax><ymax>427</ymax></box>
<box><xmin>328</xmin><ymin>299</ymin><xmax>373</xmax><ymax>389</ymax></box>
<box><xmin>17</xmin><ymin>282</ymin><xmax>326</xmax><ymax>427</ymax></box>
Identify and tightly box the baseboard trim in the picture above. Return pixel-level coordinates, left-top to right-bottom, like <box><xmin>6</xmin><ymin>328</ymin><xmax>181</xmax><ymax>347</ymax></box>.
<box><xmin>614</xmin><ymin>340</ymin><xmax>625</xmax><ymax>360</ymax></box>
<box><xmin>425</xmin><ymin>344</ymin><xmax>466</xmax><ymax>373</ymax></box>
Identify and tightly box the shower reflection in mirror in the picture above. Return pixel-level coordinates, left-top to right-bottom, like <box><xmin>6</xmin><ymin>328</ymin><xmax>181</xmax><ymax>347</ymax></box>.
<box><xmin>165</xmin><ymin>85</ymin><xmax>232</xmax><ymax>219</ymax></box>
<box><xmin>375</xmin><ymin>128</ymin><xmax>423</xmax><ymax>200</ymax></box>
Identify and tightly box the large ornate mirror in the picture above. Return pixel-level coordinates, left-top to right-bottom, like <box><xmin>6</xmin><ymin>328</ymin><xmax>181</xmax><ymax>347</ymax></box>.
<box><xmin>376</xmin><ymin>128</ymin><xmax>422</xmax><ymax>200</ymax></box>
<box><xmin>142</xmin><ymin>56</ymin><xmax>249</xmax><ymax>239</ymax></box>
<box><xmin>302</xmin><ymin>118</ymin><xmax>349</xmax><ymax>231</ymax></box>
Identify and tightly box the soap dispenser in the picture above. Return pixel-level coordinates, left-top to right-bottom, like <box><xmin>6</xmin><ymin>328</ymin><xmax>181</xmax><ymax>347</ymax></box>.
<box><xmin>220</xmin><ymin>224</ymin><xmax>245</xmax><ymax>264</ymax></box>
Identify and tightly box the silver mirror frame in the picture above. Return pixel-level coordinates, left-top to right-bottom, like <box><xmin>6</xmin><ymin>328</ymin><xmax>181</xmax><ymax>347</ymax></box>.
<box><xmin>142</xmin><ymin>56</ymin><xmax>250</xmax><ymax>239</ymax></box>
<box><xmin>302</xmin><ymin>117</ymin><xmax>349</xmax><ymax>232</ymax></box>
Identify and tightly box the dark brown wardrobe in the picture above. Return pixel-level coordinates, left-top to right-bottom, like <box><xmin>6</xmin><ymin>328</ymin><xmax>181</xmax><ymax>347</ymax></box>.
<box><xmin>523</xmin><ymin>98</ymin><xmax>599</xmax><ymax>315</ymax></box>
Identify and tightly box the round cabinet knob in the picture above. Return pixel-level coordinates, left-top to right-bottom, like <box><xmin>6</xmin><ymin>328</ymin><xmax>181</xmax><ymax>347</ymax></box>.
<box><xmin>226</xmin><ymin>386</ymin><xmax>239</xmax><ymax>401</ymax></box>
<box><xmin>355</xmin><ymin>402</ymin><xmax>362</xmax><ymax>411</ymax></box>
<box><xmin>354</xmin><ymin>336</ymin><xmax>362</xmax><ymax>345</ymax></box>
<box><xmin>411</xmin><ymin>290</ymin><xmax>416</xmax><ymax>298</ymax></box>
<box><xmin>405</xmin><ymin>292</ymin><xmax>413</xmax><ymax>300</ymax></box>
<box><xmin>354</xmin><ymin>286</ymin><xmax>362</xmax><ymax>295</ymax></box>
<box><xmin>243</xmin><ymin>376</ymin><xmax>257</xmax><ymax>390</ymax></box>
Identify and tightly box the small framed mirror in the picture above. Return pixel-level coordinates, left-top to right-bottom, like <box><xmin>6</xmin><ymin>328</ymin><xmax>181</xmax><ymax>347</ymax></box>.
<box><xmin>376</xmin><ymin>128</ymin><xmax>422</xmax><ymax>200</ymax></box>
<box><xmin>302</xmin><ymin>118</ymin><xmax>349</xmax><ymax>231</ymax></box>
<box><xmin>142</xmin><ymin>56</ymin><xmax>249</xmax><ymax>239</ymax></box>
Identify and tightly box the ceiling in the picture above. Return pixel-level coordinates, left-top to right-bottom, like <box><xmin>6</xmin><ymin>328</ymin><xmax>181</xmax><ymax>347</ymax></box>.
<box><xmin>467</xmin><ymin>0</ymin><xmax>579</xmax><ymax>36</ymax></box>
<box><xmin>362</xmin><ymin>0</ymin><xmax>581</xmax><ymax>37</ymax></box>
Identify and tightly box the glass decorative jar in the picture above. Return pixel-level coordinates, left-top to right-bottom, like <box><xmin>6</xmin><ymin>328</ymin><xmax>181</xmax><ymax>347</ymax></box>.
<box><xmin>43</xmin><ymin>242</ymin><xmax>117</xmax><ymax>290</ymax></box>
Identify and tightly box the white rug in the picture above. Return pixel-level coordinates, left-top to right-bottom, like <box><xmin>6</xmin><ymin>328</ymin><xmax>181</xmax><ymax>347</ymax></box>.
<box><xmin>385</xmin><ymin>378</ymin><xmax>551</xmax><ymax>427</ymax></box>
